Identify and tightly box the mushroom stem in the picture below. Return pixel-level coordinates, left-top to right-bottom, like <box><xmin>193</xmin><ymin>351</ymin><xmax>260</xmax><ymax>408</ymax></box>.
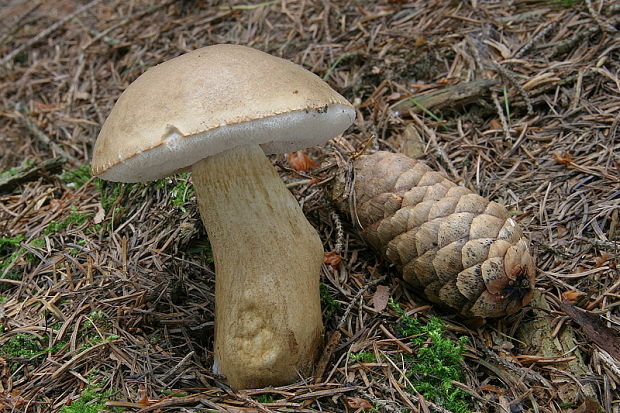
<box><xmin>191</xmin><ymin>144</ymin><xmax>324</xmax><ymax>390</ymax></box>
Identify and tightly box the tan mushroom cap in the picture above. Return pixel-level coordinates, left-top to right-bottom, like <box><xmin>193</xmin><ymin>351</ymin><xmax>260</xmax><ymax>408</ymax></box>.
<box><xmin>92</xmin><ymin>44</ymin><xmax>355</xmax><ymax>182</ymax></box>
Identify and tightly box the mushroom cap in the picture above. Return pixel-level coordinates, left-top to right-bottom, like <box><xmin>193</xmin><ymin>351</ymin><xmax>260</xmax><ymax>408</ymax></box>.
<box><xmin>92</xmin><ymin>44</ymin><xmax>355</xmax><ymax>182</ymax></box>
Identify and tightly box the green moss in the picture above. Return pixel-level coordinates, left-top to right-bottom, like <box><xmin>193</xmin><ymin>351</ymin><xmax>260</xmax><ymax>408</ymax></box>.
<box><xmin>155</xmin><ymin>172</ymin><xmax>195</xmax><ymax>212</ymax></box>
<box><xmin>0</xmin><ymin>333</ymin><xmax>66</xmax><ymax>360</ymax></box>
<box><xmin>390</xmin><ymin>299</ymin><xmax>471</xmax><ymax>413</ymax></box>
<box><xmin>160</xmin><ymin>390</ymin><xmax>188</xmax><ymax>397</ymax></box>
<box><xmin>320</xmin><ymin>283</ymin><xmax>341</xmax><ymax>319</ymax></box>
<box><xmin>79</xmin><ymin>311</ymin><xmax>118</xmax><ymax>352</ymax></box>
<box><xmin>554</xmin><ymin>0</ymin><xmax>581</xmax><ymax>7</ymax></box>
<box><xmin>255</xmin><ymin>394</ymin><xmax>275</xmax><ymax>404</ymax></box>
<box><xmin>1</xmin><ymin>333</ymin><xmax>41</xmax><ymax>358</ymax></box>
<box><xmin>60</xmin><ymin>385</ymin><xmax>123</xmax><ymax>413</ymax></box>
<box><xmin>253</xmin><ymin>393</ymin><xmax>285</xmax><ymax>404</ymax></box>
<box><xmin>95</xmin><ymin>179</ymin><xmax>132</xmax><ymax>213</ymax></box>
<box><xmin>63</xmin><ymin>165</ymin><xmax>92</xmax><ymax>189</ymax></box>
<box><xmin>44</xmin><ymin>206</ymin><xmax>91</xmax><ymax>235</ymax></box>
<box><xmin>0</xmin><ymin>160</ymin><xmax>35</xmax><ymax>177</ymax></box>
<box><xmin>348</xmin><ymin>351</ymin><xmax>376</xmax><ymax>363</ymax></box>
<box><xmin>69</xmin><ymin>239</ymin><xmax>87</xmax><ymax>256</ymax></box>
<box><xmin>0</xmin><ymin>235</ymin><xmax>26</xmax><ymax>283</ymax></box>
<box><xmin>0</xmin><ymin>235</ymin><xmax>25</xmax><ymax>253</ymax></box>
<box><xmin>84</xmin><ymin>310</ymin><xmax>108</xmax><ymax>329</ymax></box>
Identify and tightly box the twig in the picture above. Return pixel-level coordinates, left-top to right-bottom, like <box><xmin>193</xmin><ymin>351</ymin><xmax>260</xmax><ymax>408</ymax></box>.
<box><xmin>159</xmin><ymin>351</ymin><xmax>195</xmax><ymax>383</ymax></box>
<box><xmin>513</xmin><ymin>19</ymin><xmax>558</xmax><ymax>59</ymax></box>
<box><xmin>330</xmin><ymin>209</ymin><xmax>344</xmax><ymax>254</ymax></box>
<box><xmin>0</xmin><ymin>157</ymin><xmax>64</xmax><ymax>193</ymax></box>
<box><xmin>551</xmin><ymin>14</ymin><xmax>620</xmax><ymax>57</ymax></box>
<box><xmin>475</xmin><ymin>340</ymin><xmax>551</xmax><ymax>387</ymax></box>
<box><xmin>491</xmin><ymin>90</ymin><xmax>511</xmax><ymax>141</ymax></box>
<box><xmin>392</xmin><ymin>79</ymin><xmax>499</xmax><ymax>114</ymax></box>
<box><xmin>585</xmin><ymin>0</ymin><xmax>618</xmax><ymax>34</ymax></box>
<box><xmin>336</xmin><ymin>274</ymin><xmax>388</xmax><ymax>330</ymax></box>
<box><xmin>1</xmin><ymin>0</ymin><xmax>105</xmax><ymax>65</ymax></box>
<box><xmin>492</xmin><ymin>62</ymin><xmax>533</xmax><ymax>115</ymax></box>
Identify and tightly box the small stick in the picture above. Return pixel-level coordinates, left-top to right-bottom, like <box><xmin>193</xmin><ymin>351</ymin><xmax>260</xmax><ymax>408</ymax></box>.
<box><xmin>330</xmin><ymin>209</ymin><xmax>344</xmax><ymax>254</ymax></box>
<box><xmin>159</xmin><ymin>351</ymin><xmax>195</xmax><ymax>382</ymax></box>
<box><xmin>492</xmin><ymin>62</ymin><xmax>533</xmax><ymax>115</ymax></box>
<box><xmin>314</xmin><ymin>330</ymin><xmax>341</xmax><ymax>383</ymax></box>
<box><xmin>392</xmin><ymin>79</ymin><xmax>499</xmax><ymax>114</ymax></box>
<box><xmin>0</xmin><ymin>157</ymin><xmax>65</xmax><ymax>193</ymax></box>
<box><xmin>0</xmin><ymin>2</ymin><xmax>42</xmax><ymax>45</ymax></box>
<box><xmin>491</xmin><ymin>90</ymin><xmax>511</xmax><ymax>142</ymax></box>
<box><xmin>513</xmin><ymin>19</ymin><xmax>558</xmax><ymax>59</ymax></box>
<box><xmin>551</xmin><ymin>14</ymin><xmax>620</xmax><ymax>57</ymax></box>
<box><xmin>585</xmin><ymin>0</ymin><xmax>618</xmax><ymax>34</ymax></box>
<box><xmin>336</xmin><ymin>274</ymin><xmax>388</xmax><ymax>331</ymax></box>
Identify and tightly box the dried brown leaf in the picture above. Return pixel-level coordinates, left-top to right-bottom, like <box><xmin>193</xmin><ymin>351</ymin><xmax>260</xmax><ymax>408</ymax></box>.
<box><xmin>346</xmin><ymin>396</ymin><xmax>373</xmax><ymax>410</ymax></box>
<box><xmin>323</xmin><ymin>252</ymin><xmax>342</xmax><ymax>267</ymax></box>
<box><xmin>93</xmin><ymin>203</ymin><xmax>106</xmax><ymax>224</ymax></box>
<box><xmin>594</xmin><ymin>252</ymin><xmax>609</xmax><ymax>268</ymax></box>
<box><xmin>553</xmin><ymin>151</ymin><xmax>573</xmax><ymax>166</ymax></box>
<box><xmin>372</xmin><ymin>285</ymin><xmax>390</xmax><ymax>312</ymax></box>
<box><xmin>285</xmin><ymin>151</ymin><xmax>317</xmax><ymax>172</ymax></box>
<box><xmin>562</xmin><ymin>290</ymin><xmax>585</xmax><ymax>304</ymax></box>
<box><xmin>479</xmin><ymin>384</ymin><xmax>504</xmax><ymax>394</ymax></box>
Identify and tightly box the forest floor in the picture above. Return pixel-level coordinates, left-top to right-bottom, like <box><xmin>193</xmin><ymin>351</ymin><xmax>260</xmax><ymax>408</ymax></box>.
<box><xmin>0</xmin><ymin>1</ymin><xmax>619</xmax><ymax>412</ymax></box>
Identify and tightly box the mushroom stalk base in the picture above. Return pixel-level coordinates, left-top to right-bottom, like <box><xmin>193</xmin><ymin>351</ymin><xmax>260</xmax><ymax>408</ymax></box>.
<box><xmin>192</xmin><ymin>144</ymin><xmax>324</xmax><ymax>390</ymax></box>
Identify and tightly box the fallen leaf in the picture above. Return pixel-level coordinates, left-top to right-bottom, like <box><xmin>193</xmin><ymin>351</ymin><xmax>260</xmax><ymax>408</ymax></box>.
<box><xmin>594</xmin><ymin>252</ymin><xmax>609</xmax><ymax>268</ymax></box>
<box><xmin>314</xmin><ymin>330</ymin><xmax>341</xmax><ymax>383</ymax></box>
<box><xmin>137</xmin><ymin>384</ymin><xmax>150</xmax><ymax>406</ymax></box>
<box><xmin>285</xmin><ymin>151</ymin><xmax>317</xmax><ymax>172</ymax></box>
<box><xmin>346</xmin><ymin>396</ymin><xmax>373</xmax><ymax>410</ymax></box>
<box><xmin>553</xmin><ymin>151</ymin><xmax>573</xmax><ymax>166</ymax></box>
<box><xmin>572</xmin><ymin>397</ymin><xmax>604</xmax><ymax>413</ymax></box>
<box><xmin>75</xmin><ymin>91</ymin><xmax>90</xmax><ymax>100</ymax></box>
<box><xmin>323</xmin><ymin>252</ymin><xmax>341</xmax><ymax>267</ymax></box>
<box><xmin>478</xmin><ymin>384</ymin><xmax>504</xmax><ymax>395</ymax></box>
<box><xmin>402</xmin><ymin>124</ymin><xmax>425</xmax><ymax>158</ymax></box>
<box><xmin>562</xmin><ymin>290</ymin><xmax>584</xmax><ymax>304</ymax></box>
<box><xmin>49</xmin><ymin>199</ymin><xmax>64</xmax><ymax>210</ymax></box>
<box><xmin>93</xmin><ymin>203</ymin><xmax>106</xmax><ymax>224</ymax></box>
<box><xmin>386</xmin><ymin>92</ymin><xmax>401</xmax><ymax>101</ymax></box>
<box><xmin>555</xmin><ymin>225</ymin><xmax>569</xmax><ymax>237</ymax></box>
<box><xmin>372</xmin><ymin>285</ymin><xmax>390</xmax><ymax>312</ymax></box>
<box><xmin>489</xmin><ymin>119</ymin><xmax>502</xmax><ymax>129</ymax></box>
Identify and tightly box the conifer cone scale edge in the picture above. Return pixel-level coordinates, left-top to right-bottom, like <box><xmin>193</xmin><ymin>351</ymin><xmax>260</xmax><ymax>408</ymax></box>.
<box><xmin>332</xmin><ymin>151</ymin><xmax>536</xmax><ymax>318</ymax></box>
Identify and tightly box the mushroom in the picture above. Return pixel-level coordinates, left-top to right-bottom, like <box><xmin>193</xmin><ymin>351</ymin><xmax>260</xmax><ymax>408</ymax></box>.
<box><xmin>91</xmin><ymin>44</ymin><xmax>355</xmax><ymax>389</ymax></box>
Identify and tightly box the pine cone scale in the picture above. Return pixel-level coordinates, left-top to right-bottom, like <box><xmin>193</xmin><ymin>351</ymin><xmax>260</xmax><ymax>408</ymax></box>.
<box><xmin>333</xmin><ymin>151</ymin><xmax>536</xmax><ymax>318</ymax></box>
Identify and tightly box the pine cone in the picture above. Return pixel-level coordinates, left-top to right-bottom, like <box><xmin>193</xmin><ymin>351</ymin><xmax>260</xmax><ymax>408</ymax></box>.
<box><xmin>332</xmin><ymin>151</ymin><xmax>536</xmax><ymax>318</ymax></box>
